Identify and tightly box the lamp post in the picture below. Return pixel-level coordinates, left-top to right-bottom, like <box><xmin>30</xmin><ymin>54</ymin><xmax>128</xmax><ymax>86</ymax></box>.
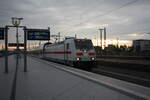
<box><xmin>11</xmin><ymin>17</ymin><xmax>23</xmax><ymax>52</ymax></box>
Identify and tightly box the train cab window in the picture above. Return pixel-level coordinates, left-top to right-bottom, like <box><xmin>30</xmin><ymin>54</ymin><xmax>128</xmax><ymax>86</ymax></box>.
<box><xmin>74</xmin><ymin>39</ymin><xmax>93</xmax><ymax>50</ymax></box>
<box><xmin>66</xmin><ymin>43</ymin><xmax>69</xmax><ymax>50</ymax></box>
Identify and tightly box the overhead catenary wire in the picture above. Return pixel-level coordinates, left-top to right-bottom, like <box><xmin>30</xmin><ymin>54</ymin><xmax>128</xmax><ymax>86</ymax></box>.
<box><xmin>61</xmin><ymin>0</ymin><xmax>139</xmax><ymax>34</ymax></box>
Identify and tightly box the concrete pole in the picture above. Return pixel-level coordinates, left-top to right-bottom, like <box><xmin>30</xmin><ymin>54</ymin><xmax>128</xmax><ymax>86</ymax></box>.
<box><xmin>99</xmin><ymin>29</ymin><xmax>103</xmax><ymax>56</ymax></box>
<box><xmin>5</xmin><ymin>26</ymin><xmax>8</xmax><ymax>73</ymax></box>
<box><xmin>99</xmin><ymin>29</ymin><xmax>103</xmax><ymax>48</ymax></box>
<box><xmin>48</xmin><ymin>27</ymin><xmax>50</xmax><ymax>42</ymax></box>
<box><xmin>24</xmin><ymin>27</ymin><xmax>27</xmax><ymax>72</ymax></box>
<box><xmin>75</xmin><ymin>34</ymin><xmax>77</xmax><ymax>38</ymax></box>
<box><xmin>104</xmin><ymin>27</ymin><xmax>107</xmax><ymax>55</ymax></box>
<box><xmin>16</xmin><ymin>27</ymin><xmax>19</xmax><ymax>51</ymax></box>
<box><xmin>104</xmin><ymin>27</ymin><xmax>106</xmax><ymax>49</ymax></box>
<box><xmin>58</xmin><ymin>32</ymin><xmax>60</xmax><ymax>42</ymax></box>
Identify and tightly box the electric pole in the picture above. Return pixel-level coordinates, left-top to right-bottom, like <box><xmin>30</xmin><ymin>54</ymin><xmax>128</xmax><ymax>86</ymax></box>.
<box><xmin>75</xmin><ymin>34</ymin><xmax>77</xmax><ymax>38</ymax></box>
<box><xmin>98</xmin><ymin>29</ymin><xmax>103</xmax><ymax>48</ymax></box>
<box><xmin>98</xmin><ymin>27</ymin><xmax>107</xmax><ymax>56</ymax></box>
<box><xmin>58</xmin><ymin>32</ymin><xmax>60</xmax><ymax>42</ymax></box>
<box><xmin>98</xmin><ymin>28</ymin><xmax>103</xmax><ymax>56</ymax></box>
<box><xmin>48</xmin><ymin>27</ymin><xmax>50</xmax><ymax>42</ymax></box>
<box><xmin>104</xmin><ymin>27</ymin><xmax>106</xmax><ymax>49</ymax></box>
<box><xmin>117</xmin><ymin>37</ymin><xmax>119</xmax><ymax>48</ymax></box>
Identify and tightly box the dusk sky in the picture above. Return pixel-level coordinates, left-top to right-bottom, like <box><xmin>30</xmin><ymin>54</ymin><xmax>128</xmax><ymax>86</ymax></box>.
<box><xmin>0</xmin><ymin>0</ymin><xmax>150</xmax><ymax>47</ymax></box>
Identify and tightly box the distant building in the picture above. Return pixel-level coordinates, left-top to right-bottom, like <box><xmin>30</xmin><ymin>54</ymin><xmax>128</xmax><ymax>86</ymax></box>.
<box><xmin>107</xmin><ymin>44</ymin><xmax>115</xmax><ymax>51</ymax></box>
<box><xmin>106</xmin><ymin>44</ymin><xmax>118</xmax><ymax>55</ymax></box>
<box><xmin>133</xmin><ymin>39</ymin><xmax>150</xmax><ymax>52</ymax></box>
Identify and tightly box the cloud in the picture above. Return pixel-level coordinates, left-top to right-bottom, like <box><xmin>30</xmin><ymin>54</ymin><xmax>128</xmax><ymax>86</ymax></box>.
<box><xmin>0</xmin><ymin>0</ymin><xmax>150</xmax><ymax>42</ymax></box>
<box><xmin>125</xmin><ymin>32</ymin><xmax>150</xmax><ymax>40</ymax></box>
<box><xmin>128</xmin><ymin>33</ymin><xmax>144</xmax><ymax>37</ymax></box>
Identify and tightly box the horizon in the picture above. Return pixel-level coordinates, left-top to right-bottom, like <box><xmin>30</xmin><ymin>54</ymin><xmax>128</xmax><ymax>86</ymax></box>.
<box><xmin>0</xmin><ymin>0</ymin><xmax>150</xmax><ymax>49</ymax></box>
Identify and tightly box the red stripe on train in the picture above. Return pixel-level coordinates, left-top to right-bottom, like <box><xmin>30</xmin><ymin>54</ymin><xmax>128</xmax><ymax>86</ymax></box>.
<box><xmin>44</xmin><ymin>51</ymin><xmax>71</xmax><ymax>54</ymax></box>
<box><xmin>76</xmin><ymin>52</ymin><xmax>83</xmax><ymax>56</ymax></box>
<box><xmin>88</xmin><ymin>52</ymin><xmax>95</xmax><ymax>56</ymax></box>
<box><xmin>31</xmin><ymin>51</ymin><xmax>71</xmax><ymax>54</ymax></box>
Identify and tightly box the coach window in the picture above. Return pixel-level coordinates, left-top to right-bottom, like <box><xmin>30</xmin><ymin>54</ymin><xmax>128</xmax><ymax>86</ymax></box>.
<box><xmin>67</xmin><ymin>43</ymin><xmax>69</xmax><ymax>50</ymax></box>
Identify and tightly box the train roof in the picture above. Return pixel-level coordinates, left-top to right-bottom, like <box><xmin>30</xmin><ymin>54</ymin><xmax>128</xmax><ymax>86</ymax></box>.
<box><xmin>28</xmin><ymin>42</ymin><xmax>52</xmax><ymax>51</ymax></box>
<box><xmin>44</xmin><ymin>38</ymin><xmax>92</xmax><ymax>47</ymax></box>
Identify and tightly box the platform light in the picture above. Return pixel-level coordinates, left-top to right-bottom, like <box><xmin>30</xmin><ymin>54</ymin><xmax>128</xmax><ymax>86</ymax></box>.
<box><xmin>91</xmin><ymin>57</ymin><xmax>95</xmax><ymax>61</ymax></box>
<box><xmin>11</xmin><ymin>17</ymin><xmax>23</xmax><ymax>51</ymax></box>
<box><xmin>83</xmin><ymin>50</ymin><xmax>87</xmax><ymax>53</ymax></box>
<box><xmin>11</xmin><ymin>17</ymin><xmax>23</xmax><ymax>26</ymax></box>
<box><xmin>76</xmin><ymin>57</ymin><xmax>80</xmax><ymax>61</ymax></box>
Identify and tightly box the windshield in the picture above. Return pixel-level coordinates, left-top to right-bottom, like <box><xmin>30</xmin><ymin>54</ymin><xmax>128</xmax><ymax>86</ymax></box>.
<box><xmin>74</xmin><ymin>39</ymin><xmax>93</xmax><ymax>50</ymax></box>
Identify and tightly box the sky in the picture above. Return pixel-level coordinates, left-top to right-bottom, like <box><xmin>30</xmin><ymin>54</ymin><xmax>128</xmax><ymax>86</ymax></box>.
<box><xmin>0</xmin><ymin>0</ymin><xmax>150</xmax><ymax>48</ymax></box>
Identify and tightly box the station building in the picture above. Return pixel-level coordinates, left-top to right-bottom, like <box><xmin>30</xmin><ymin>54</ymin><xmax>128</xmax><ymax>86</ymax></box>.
<box><xmin>133</xmin><ymin>39</ymin><xmax>150</xmax><ymax>54</ymax></box>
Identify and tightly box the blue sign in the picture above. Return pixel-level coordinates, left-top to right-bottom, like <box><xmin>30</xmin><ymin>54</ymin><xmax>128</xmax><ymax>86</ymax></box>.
<box><xmin>27</xmin><ymin>29</ymin><xmax>50</xmax><ymax>40</ymax></box>
<box><xmin>0</xmin><ymin>28</ymin><xmax>4</xmax><ymax>40</ymax></box>
<box><xmin>8</xmin><ymin>43</ymin><xmax>24</xmax><ymax>47</ymax></box>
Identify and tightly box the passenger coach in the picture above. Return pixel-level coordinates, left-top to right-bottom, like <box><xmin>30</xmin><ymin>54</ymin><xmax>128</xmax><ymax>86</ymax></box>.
<box><xmin>29</xmin><ymin>38</ymin><xmax>96</xmax><ymax>68</ymax></box>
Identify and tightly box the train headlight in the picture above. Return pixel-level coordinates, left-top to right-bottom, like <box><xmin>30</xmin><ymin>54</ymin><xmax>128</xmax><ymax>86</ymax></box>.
<box><xmin>76</xmin><ymin>57</ymin><xmax>80</xmax><ymax>61</ymax></box>
<box><xmin>83</xmin><ymin>50</ymin><xmax>87</xmax><ymax>53</ymax></box>
<box><xmin>91</xmin><ymin>57</ymin><xmax>95</xmax><ymax>61</ymax></box>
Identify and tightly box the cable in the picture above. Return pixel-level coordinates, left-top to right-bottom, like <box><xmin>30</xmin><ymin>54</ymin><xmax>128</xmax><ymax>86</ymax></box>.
<box><xmin>61</xmin><ymin>0</ymin><xmax>139</xmax><ymax>33</ymax></box>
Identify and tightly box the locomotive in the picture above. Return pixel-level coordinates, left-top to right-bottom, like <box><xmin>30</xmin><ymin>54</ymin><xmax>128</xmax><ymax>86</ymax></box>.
<box><xmin>29</xmin><ymin>37</ymin><xmax>96</xmax><ymax>68</ymax></box>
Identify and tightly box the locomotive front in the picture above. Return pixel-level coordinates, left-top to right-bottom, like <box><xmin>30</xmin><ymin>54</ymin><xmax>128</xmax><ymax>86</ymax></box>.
<box><xmin>72</xmin><ymin>39</ymin><xmax>96</xmax><ymax>67</ymax></box>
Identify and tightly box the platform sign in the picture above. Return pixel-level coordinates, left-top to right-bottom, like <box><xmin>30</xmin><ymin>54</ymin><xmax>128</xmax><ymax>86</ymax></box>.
<box><xmin>27</xmin><ymin>29</ymin><xmax>50</xmax><ymax>40</ymax></box>
<box><xmin>8</xmin><ymin>43</ymin><xmax>24</xmax><ymax>47</ymax></box>
<box><xmin>0</xmin><ymin>28</ymin><xmax>4</xmax><ymax>40</ymax></box>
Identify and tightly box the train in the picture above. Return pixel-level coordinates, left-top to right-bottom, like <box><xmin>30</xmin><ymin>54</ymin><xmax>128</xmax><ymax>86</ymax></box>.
<box><xmin>28</xmin><ymin>37</ymin><xmax>96</xmax><ymax>68</ymax></box>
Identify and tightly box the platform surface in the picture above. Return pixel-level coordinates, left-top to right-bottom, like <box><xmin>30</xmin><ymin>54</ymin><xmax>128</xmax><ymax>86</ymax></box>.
<box><xmin>0</xmin><ymin>55</ymin><xmax>150</xmax><ymax>100</ymax></box>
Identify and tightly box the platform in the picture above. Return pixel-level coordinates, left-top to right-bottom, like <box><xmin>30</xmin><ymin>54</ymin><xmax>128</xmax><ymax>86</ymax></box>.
<box><xmin>0</xmin><ymin>55</ymin><xmax>150</xmax><ymax>100</ymax></box>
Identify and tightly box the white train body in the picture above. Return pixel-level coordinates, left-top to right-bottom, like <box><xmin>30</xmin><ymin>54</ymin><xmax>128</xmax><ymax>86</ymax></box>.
<box><xmin>28</xmin><ymin>44</ymin><xmax>45</xmax><ymax>58</ymax></box>
<box><xmin>29</xmin><ymin>38</ymin><xmax>96</xmax><ymax>67</ymax></box>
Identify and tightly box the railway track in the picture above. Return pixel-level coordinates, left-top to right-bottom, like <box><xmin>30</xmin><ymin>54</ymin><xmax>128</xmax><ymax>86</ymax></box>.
<box><xmin>40</xmin><ymin>57</ymin><xmax>150</xmax><ymax>88</ymax></box>
<box><xmin>91</xmin><ymin>66</ymin><xmax>150</xmax><ymax>87</ymax></box>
